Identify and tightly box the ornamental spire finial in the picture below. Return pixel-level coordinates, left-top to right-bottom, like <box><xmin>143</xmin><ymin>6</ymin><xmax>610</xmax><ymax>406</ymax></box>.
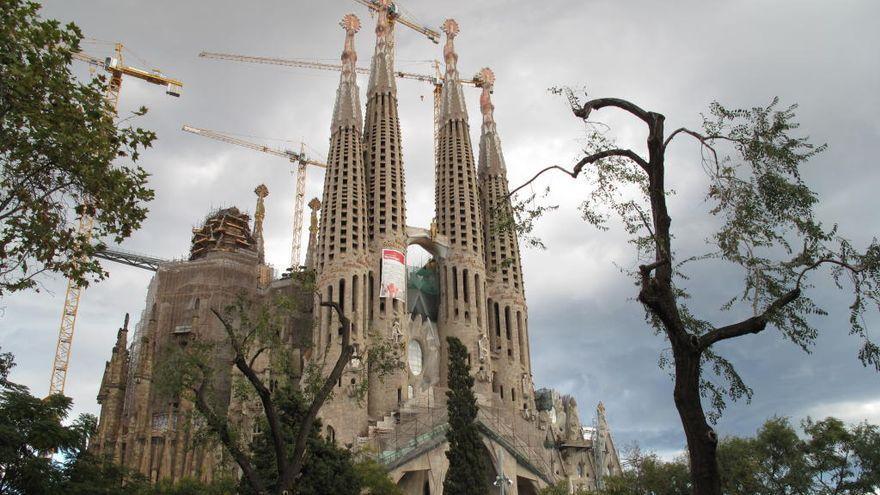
<box><xmin>367</xmin><ymin>0</ymin><xmax>397</xmax><ymax>95</ymax></box>
<box><xmin>441</xmin><ymin>19</ymin><xmax>460</xmax><ymax>74</ymax></box>
<box><xmin>375</xmin><ymin>0</ymin><xmax>391</xmax><ymax>42</ymax></box>
<box><xmin>340</xmin><ymin>14</ymin><xmax>361</xmax><ymax>76</ymax></box>
<box><xmin>332</xmin><ymin>14</ymin><xmax>363</xmax><ymax>132</ymax></box>
<box><xmin>477</xmin><ymin>67</ymin><xmax>496</xmax><ymax>128</ymax></box>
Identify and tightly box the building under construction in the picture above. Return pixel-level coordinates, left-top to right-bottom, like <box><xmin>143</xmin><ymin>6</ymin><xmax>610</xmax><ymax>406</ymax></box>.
<box><xmin>92</xmin><ymin>6</ymin><xmax>621</xmax><ymax>494</ymax></box>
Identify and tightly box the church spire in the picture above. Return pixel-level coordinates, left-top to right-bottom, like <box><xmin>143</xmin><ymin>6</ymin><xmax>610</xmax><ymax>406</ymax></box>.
<box><xmin>304</xmin><ymin>197</ymin><xmax>320</xmax><ymax>271</ymax></box>
<box><xmin>362</xmin><ymin>0</ymin><xmax>409</xmax><ymax>418</ymax></box>
<box><xmin>438</xmin><ymin>19</ymin><xmax>468</xmax><ymax>123</ymax></box>
<box><xmin>366</xmin><ymin>0</ymin><xmax>397</xmax><ymax>96</ymax></box>
<box><xmin>363</xmin><ymin>0</ymin><xmax>407</xmax><ymax>252</ymax></box>
<box><xmin>476</xmin><ymin>67</ymin><xmax>505</xmax><ymax>176</ymax></box>
<box><xmin>434</xmin><ymin>20</ymin><xmax>489</xmax><ymax>397</ymax></box>
<box><xmin>332</xmin><ymin>14</ymin><xmax>363</xmax><ymax>133</ymax></box>
<box><xmin>252</xmin><ymin>184</ymin><xmax>268</xmax><ymax>263</ymax></box>
<box><xmin>477</xmin><ymin>70</ymin><xmax>531</xmax><ymax>410</ymax></box>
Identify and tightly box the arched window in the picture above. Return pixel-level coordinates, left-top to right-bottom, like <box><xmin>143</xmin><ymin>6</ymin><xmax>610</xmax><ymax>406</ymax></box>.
<box><xmin>327</xmin><ymin>425</ymin><xmax>336</xmax><ymax>444</ymax></box>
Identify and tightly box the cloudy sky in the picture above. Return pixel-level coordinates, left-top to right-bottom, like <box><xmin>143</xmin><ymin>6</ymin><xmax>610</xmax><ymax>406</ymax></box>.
<box><xmin>2</xmin><ymin>0</ymin><xmax>879</xmax><ymax>459</ymax></box>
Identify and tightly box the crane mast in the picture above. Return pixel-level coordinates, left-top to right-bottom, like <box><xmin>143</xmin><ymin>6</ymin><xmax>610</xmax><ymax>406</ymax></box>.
<box><xmin>181</xmin><ymin>125</ymin><xmax>326</xmax><ymax>268</ymax></box>
<box><xmin>50</xmin><ymin>43</ymin><xmax>182</xmax><ymax>397</ymax></box>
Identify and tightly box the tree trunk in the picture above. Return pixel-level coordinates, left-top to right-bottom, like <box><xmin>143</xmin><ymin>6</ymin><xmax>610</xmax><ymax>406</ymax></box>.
<box><xmin>673</xmin><ymin>346</ymin><xmax>721</xmax><ymax>495</ymax></box>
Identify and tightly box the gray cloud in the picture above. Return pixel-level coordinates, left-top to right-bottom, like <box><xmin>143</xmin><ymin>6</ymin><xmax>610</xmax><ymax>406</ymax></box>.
<box><xmin>1</xmin><ymin>0</ymin><xmax>878</xmax><ymax>457</ymax></box>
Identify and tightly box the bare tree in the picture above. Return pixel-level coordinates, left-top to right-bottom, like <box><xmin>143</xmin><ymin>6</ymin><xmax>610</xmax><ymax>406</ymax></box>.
<box><xmin>510</xmin><ymin>92</ymin><xmax>880</xmax><ymax>495</ymax></box>
<box><xmin>158</xmin><ymin>293</ymin><xmax>370</xmax><ymax>495</ymax></box>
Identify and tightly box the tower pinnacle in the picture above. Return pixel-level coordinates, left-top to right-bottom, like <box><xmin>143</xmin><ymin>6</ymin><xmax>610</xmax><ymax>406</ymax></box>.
<box><xmin>366</xmin><ymin>0</ymin><xmax>397</xmax><ymax>96</ymax></box>
<box><xmin>332</xmin><ymin>14</ymin><xmax>363</xmax><ymax>133</ymax></box>
<box><xmin>477</xmin><ymin>67</ymin><xmax>497</xmax><ymax>130</ymax></box>
<box><xmin>477</xmin><ymin>68</ymin><xmax>505</xmax><ymax>176</ymax></box>
<box><xmin>438</xmin><ymin>19</ymin><xmax>468</xmax><ymax>123</ymax></box>
<box><xmin>253</xmin><ymin>184</ymin><xmax>269</xmax><ymax>263</ymax></box>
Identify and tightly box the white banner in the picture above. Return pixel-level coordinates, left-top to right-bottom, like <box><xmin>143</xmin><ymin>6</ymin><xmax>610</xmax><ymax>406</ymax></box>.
<box><xmin>379</xmin><ymin>248</ymin><xmax>406</xmax><ymax>302</ymax></box>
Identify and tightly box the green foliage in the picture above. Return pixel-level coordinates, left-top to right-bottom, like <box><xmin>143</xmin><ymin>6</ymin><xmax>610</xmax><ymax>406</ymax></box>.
<box><xmin>240</xmin><ymin>384</ymin><xmax>361</xmax><ymax>495</ymax></box>
<box><xmin>802</xmin><ymin>417</ymin><xmax>880</xmax><ymax>494</ymax></box>
<box><xmin>443</xmin><ymin>337</ymin><xmax>489</xmax><ymax>495</ymax></box>
<box><xmin>592</xmin><ymin>417</ymin><xmax>880</xmax><ymax>495</ymax></box>
<box><xmin>355</xmin><ymin>458</ymin><xmax>403</xmax><ymax>495</ymax></box>
<box><xmin>519</xmin><ymin>90</ymin><xmax>880</xmax><ymax>426</ymax></box>
<box><xmin>596</xmin><ymin>446</ymin><xmax>691</xmax><ymax>495</ymax></box>
<box><xmin>0</xmin><ymin>347</ymin><xmax>147</xmax><ymax>494</ymax></box>
<box><xmin>0</xmin><ymin>0</ymin><xmax>157</xmax><ymax>295</ymax></box>
<box><xmin>139</xmin><ymin>477</ymin><xmax>236</xmax><ymax>495</ymax></box>
<box><xmin>538</xmin><ymin>481</ymin><xmax>573</xmax><ymax>495</ymax></box>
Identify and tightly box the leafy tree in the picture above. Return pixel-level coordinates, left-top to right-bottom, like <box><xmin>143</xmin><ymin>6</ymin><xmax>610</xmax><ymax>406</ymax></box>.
<box><xmin>142</xmin><ymin>477</ymin><xmax>236</xmax><ymax>495</ymax></box>
<box><xmin>240</xmin><ymin>384</ymin><xmax>360</xmax><ymax>495</ymax></box>
<box><xmin>0</xmin><ymin>0</ymin><xmax>156</xmax><ymax>295</ymax></box>
<box><xmin>592</xmin><ymin>417</ymin><xmax>880</xmax><ymax>495</ymax></box>
<box><xmin>511</xmin><ymin>92</ymin><xmax>880</xmax><ymax>494</ymax></box>
<box><xmin>355</xmin><ymin>458</ymin><xmax>404</xmax><ymax>495</ymax></box>
<box><xmin>0</xmin><ymin>346</ymin><xmax>145</xmax><ymax>494</ymax></box>
<box><xmin>156</xmin><ymin>288</ymin><xmax>402</xmax><ymax>495</ymax></box>
<box><xmin>803</xmin><ymin>417</ymin><xmax>880</xmax><ymax>494</ymax></box>
<box><xmin>539</xmin><ymin>481</ymin><xmax>578</xmax><ymax>495</ymax></box>
<box><xmin>443</xmin><ymin>336</ymin><xmax>488</xmax><ymax>495</ymax></box>
<box><xmin>596</xmin><ymin>446</ymin><xmax>691</xmax><ymax>495</ymax></box>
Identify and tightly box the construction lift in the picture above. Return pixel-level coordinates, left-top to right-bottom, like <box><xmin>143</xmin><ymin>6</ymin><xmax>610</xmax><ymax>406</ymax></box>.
<box><xmin>49</xmin><ymin>43</ymin><xmax>182</xmax><ymax>397</ymax></box>
<box><xmin>181</xmin><ymin>125</ymin><xmax>326</xmax><ymax>269</ymax></box>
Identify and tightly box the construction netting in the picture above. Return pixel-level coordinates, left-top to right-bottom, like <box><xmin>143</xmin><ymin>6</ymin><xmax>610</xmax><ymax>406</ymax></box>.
<box><xmin>407</xmin><ymin>260</ymin><xmax>439</xmax><ymax>322</ymax></box>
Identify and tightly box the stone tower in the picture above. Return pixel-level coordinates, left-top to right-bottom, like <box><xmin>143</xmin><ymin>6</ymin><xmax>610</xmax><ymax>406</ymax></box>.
<box><xmin>476</xmin><ymin>68</ymin><xmax>533</xmax><ymax>412</ymax></box>
<box><xmin>434</xmin><ymin>19</ymin><xmax>490</xmax><ymax>397</ymax></box>
<box><xmin>362</xmin><ymin>0</ymin><xmax>410</xmax><ymax>418</ymax></box>
<box><xmin>313</xmin><ymin>14</ymin><xmax>372</xmax><ymax>444</ymax></box>
<box><xmin>252</xmin><ymin>184</ymin><xmax>269</xmax><ymax>263</ymax></box>
<box><xmin>304</xmin><ymin>197</ymin><xmax>321</xmax><ymax>271</ymax></box>
<box><xmin>94</xmin><ymin>314</ymin><xmax>130</xmax><ymax>457</ymax></box>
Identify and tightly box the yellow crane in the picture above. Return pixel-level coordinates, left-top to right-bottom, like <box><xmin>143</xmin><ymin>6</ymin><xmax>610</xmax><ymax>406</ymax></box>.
<box><xmin>181</xmin><ymin>125</ymin><xmax>326</xmax><ymax>269</ymax></box>
<box><xmin>351</xmin><ymin>0</ymin><xmax>441</xmax><ymax>43</ymax></box>
<box><xmin>49</xmin><ymin>43</ymin><xmax>182</xmax><ymax>397</ymax></box>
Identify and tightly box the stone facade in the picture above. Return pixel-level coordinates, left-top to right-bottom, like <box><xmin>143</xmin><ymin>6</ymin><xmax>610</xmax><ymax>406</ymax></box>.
<box><xmin>92</xmin><ymin>7</ymin><xmax>623</xmax><ymax>493</ymax></box>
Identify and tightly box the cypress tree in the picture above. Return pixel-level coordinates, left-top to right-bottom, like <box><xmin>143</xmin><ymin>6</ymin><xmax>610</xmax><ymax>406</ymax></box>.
<box><xmin>443</xmin><ymin>337</ymin><xmax>488</xmax><ymax>494</ymax></box>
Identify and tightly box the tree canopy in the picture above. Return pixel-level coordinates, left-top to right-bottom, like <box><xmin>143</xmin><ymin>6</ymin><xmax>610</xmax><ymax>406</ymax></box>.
<box><xmin>443</xmin><ymin>336</ymin><xmax>489</xmax><ymax>495</ymax></box>
<box><xmin>590</xmin><ymin>416</ymin><xmax>880</xmax><ymax>495</ymax></box>
<box><xmin>0</xmin><ymin>0</ymin><xmax>156</xmax><ymax>295</ymax></box>
<box><xmin>511</xmin><ymin>92</ymin><xmax>880</xmax><ymax>494</ymax></box>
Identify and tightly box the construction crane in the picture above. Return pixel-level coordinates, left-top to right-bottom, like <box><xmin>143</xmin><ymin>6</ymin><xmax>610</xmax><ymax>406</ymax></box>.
<box><xmin>181</xmin><ymin>125</ymin><xmax>325</xmax><ymax>269</ymax></box>
<box><xmin>351</xmin><ymin>0</ymin><xmax>441</xmax><ymax>44</ymax></box>
<box><xmin>49</xmin><ymin>43</ymin><xmax>183</xmax><ymax>397</ymax></box>
<box><xmin>198</xmin><ymin>51</ymin><xmax>479</xmax><ymax>161</ymax></box>
<box><xmin>71</xmin><ymin>43</ymin><xmax>183</xmax><ymax>112</ymax></box>
<box><xmin>94</xmin><ymin>247</ymin><xmax>170</xmax><ymax>272</ymax></box>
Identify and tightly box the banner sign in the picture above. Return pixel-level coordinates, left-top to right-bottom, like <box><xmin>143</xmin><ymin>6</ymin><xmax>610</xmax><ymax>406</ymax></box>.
<box><xmin>380</xmin><ymin>248</ymin><xmax>406</xmax><ymax>302</ymax></box>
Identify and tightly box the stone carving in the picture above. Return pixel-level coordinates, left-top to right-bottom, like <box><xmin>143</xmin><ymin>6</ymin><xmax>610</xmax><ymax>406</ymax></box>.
<box><xmin>391</xmin><ymin>320</ymin><xmax>404</xmax><ymax>345</ymax></box>
<box><xmin>478</xmin><ymin>332</ymin><xmax>489</xmax><ymax>362</ymax></box>
<box><xmin>476</xmin><ymin>364</ymin><xmax>490</xmax><ymax>382</ymax></box>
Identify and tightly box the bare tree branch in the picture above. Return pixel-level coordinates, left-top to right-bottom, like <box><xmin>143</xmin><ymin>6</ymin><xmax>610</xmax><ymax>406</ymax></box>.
<box><xmin>508</xmin><ymin>149</ymin><xmax>649</xmax><ymax>197</ymax></box>
<box><xmin>699</xmin><ymin>288</ymin><xmax>801</xmax><ymax>350</ymax></box>
<box><xmin>212</xmin><ymin>308</ymin><xmax>286</xmax><ymax>490</ymax></box>
<box><xmin>701</xmin><ymin>257</ymin><xmax>873</xmax><ymax>350</ymax></box>
<box><xmin>191</xmin><ymin>376</ymin><xmax>265</xmax><ymax>494</ymax></box>
<box><xmin>278</xmin><ymin>300</ymin><xmax>354</xmax><ymax>492</ymax></box>
<box><xmin>575</xmin><ymin>97</ymin><xmax>653</xmax><ymax>126</ymax></box>
<box><xmin>248</xmin><ymin>346</ymin><xmax>271</xmax><ymax>371</ymax></box>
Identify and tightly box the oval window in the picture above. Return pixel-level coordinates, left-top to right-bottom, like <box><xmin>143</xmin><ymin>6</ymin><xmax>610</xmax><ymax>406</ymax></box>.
<box><xmin>407</xmin><ymin>339</ymin><xmax>423</xmax><ymax>376</ymax></box>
